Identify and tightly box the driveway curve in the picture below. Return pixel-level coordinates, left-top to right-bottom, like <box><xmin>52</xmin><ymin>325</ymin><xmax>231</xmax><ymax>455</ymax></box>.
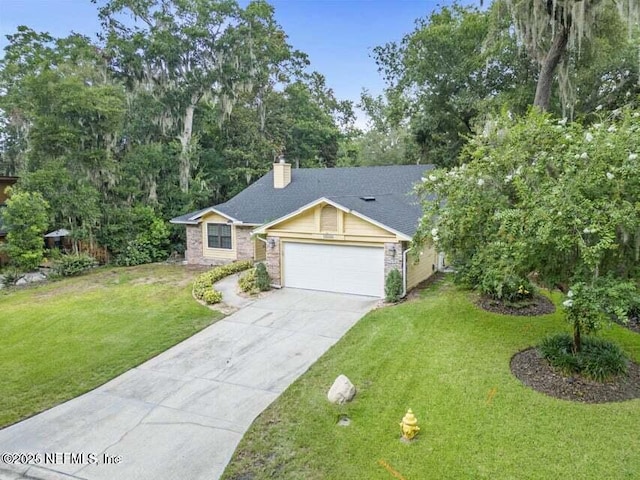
<box><xmin>0</xmin><ymin>288</ymin><xmax>376</xmax><ymax>480</ymax></box>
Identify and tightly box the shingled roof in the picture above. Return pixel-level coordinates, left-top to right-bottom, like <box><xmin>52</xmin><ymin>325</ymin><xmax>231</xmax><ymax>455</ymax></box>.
<box><xmin>170</xmin><ymin>164</ymin><xmax>434</xmax><ymax>237</ymax></box>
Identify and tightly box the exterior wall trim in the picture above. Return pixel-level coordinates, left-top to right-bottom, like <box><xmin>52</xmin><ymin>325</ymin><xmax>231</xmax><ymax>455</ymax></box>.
<box><xmin>253</xmin><ymin>197</ymin><xmax>411</xmax><ymax>241</ymax></box>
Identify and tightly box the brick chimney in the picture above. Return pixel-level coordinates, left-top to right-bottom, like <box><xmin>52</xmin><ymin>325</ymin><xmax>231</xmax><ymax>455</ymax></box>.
<box><xmin>273</xmin><ymin>157</ymin><xmax>291</xmax><ymax>189</ymax></box>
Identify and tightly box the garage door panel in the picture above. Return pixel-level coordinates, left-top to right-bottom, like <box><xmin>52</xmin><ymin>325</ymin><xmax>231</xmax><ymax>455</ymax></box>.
<box><xmin>283</xmin><ymin>242</ymin><xmax>384</xmax><ymax>297</ymax></box>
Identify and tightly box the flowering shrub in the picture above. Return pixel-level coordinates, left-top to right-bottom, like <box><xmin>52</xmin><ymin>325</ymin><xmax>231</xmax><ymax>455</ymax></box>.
<box><xmin>563</xmin><ymin>279</ymin><xmax>640</xmax><ymax>351</ymax></box>
<box><xmin>562</xmin><ymin>283</ymin><xmax>605</xmax><ymax>351</ymax></box>
<box><xmin>479</xmin><ymin>269</ymin><xmax>534</xmax><ymax>302</ymax></box>
<box><xmin>414</xmin><ymin>108</ymin><xmax>640</xmax><ymax>316</ymax></box>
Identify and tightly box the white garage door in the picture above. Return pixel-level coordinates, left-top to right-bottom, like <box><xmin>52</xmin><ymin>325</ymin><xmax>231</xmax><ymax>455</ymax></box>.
<box><xmin>283</xmin><ymin>242</ymin><xmax>385</xmax><ymax>297</ymax></box>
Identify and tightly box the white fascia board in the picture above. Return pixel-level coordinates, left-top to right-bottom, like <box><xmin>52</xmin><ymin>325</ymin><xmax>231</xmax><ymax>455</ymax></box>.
<box><xmin>252</xmin><ymin>197</ymin><xmax>411</xmax><ymax>241</ymax></box>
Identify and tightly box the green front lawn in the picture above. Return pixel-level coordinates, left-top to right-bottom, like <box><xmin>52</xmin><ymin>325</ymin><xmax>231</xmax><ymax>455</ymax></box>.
<box><xmin>223</xmin><ymin>278</ymin><xmax>640</xmax><ymax>480</ymax></box>
<box><xmin>0</xmin><ymin>264</ymin><xmax>221</xmax><ymax>428</ymax></box>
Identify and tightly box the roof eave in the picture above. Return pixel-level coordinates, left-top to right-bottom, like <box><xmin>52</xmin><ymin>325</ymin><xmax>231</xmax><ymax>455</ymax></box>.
<box><xmin>187</xmin><ymin>207</ymin><xmax>239</xmax><ymax>223</ymax></box>
<box><xmin>252</xmin><ymin>196</ymin><xmax>412</xmax><ymax>241</ymax></box>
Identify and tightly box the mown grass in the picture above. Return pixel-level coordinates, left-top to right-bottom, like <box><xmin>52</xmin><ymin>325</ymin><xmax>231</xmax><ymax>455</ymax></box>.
<box><xmin>223</xmin><ymin>277</ymin><xmax>640</xmax><ymax>480</ymax></box>
<box><xmin>0</xmin><ymin>263</ymin><xmax>221</xmax><ymax>428</ymax></box>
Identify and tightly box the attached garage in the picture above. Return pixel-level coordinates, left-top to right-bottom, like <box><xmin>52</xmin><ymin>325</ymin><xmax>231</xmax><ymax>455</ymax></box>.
<box><xmin>283</xmin><ymin>242</ymin><xmax>385</xmax><ymax>297</ymax></box>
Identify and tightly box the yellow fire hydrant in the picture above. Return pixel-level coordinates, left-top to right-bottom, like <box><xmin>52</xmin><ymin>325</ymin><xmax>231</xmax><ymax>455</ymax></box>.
<box><xmin>399</xmin><ymin>409</ymin><xmax>420</xmax><ymax>441</ymax></box>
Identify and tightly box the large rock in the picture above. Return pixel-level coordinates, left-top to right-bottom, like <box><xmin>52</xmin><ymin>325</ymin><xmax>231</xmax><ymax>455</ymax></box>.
<box><xmin>25</xmin><ymin>272</ymin><xmax>46</xmax><ymax>283</ymax></box>
<box><xmin>327</xmin><ymin>374</ymin><xmax>356</xmax><ymax>404</ymax></box>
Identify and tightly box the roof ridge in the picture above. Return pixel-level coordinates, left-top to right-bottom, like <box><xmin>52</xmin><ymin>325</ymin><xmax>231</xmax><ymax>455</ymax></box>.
<box><xmin>287</xmin><ymin>164</ymin><xmax>432</xmax><ymax>172</ymax></box>
<box><xmin>327</xmin><ymin>193</ymin><xmax>397</xmax><ymax>198</ymax></box>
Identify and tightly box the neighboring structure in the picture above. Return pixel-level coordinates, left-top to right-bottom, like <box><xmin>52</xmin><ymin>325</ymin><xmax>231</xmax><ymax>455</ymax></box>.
<box><xmin>0</xmin><ymin>176</ymin><xmax>19</xmax><ymax>265</ymax></box>
<box><xmin>171</xmin><ymin>162</ymin><xmax>442</xmax><ymax>298</ymax></box>
<box><xmin>44</xmin><ymin>229</ymin><xmax>72</xmax><ymax>251</ymax></box>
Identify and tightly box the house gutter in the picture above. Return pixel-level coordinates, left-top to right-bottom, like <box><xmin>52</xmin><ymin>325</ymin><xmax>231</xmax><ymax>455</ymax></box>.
<box><xmin>402</xmin><ymin>246</ymin><xmax>410</xmax><ymax>298</ymax></box>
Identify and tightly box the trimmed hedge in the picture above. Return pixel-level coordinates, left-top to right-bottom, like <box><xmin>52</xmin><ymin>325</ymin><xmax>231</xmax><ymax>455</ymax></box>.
<box><xmin>203</xmin><ymin>289</ymin><xmax>223</xmax><ymax>305</ymax></box>
<box><xmin>193</xmin><ymin>260</ymin><xmax>253</xmax><ymax>303</ymax></box>
<box><xmin>238</xmin><ymin>268</ymin><xmax>258</xmax><ymax>294</ymax></box>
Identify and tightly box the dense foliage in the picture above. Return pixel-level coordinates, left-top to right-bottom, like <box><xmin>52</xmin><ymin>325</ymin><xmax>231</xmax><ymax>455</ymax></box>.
<box><xmin>0</xmin><ymin>189</ymin><xmax>49</xmax><ymax>271</ymax></box>
<box><xmin>255</xmin><ymin>262</ymin><xmax>271</xmax><ymax>291</ymax></box>
<box><xmin>363</xmin><ymin>2</ymin><xmax>639</xmax><ymax>167</ymax></box>
<box><xmin>0</xmin><ymin>1</ymin><xmax>355</xmax><ymax>264</ymax></box>
<box><xmin>238</xmin><ymin>268</ymin><xmax>259</xmax><ymax>294</ymax></box>
<box><xmin>416</xmin><ymin>109</ymin><xmax>640</xmax><ymax>351</ymax></box>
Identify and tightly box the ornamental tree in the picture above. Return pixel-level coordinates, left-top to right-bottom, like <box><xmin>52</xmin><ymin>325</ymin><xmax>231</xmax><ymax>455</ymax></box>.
<box><xmin>415</xmin><ymin>108</ymin><xmax>640</xmax><ymax>351</ymax></box>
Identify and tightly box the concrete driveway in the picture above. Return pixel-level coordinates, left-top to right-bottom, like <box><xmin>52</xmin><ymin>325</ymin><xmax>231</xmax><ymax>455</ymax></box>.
<box><xmin>0</xmin><ymin>288</ymin><xmax>376</xmax><ymax>480</ymax></box>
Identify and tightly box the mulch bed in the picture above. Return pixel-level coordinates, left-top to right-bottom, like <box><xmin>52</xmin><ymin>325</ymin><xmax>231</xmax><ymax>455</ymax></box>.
<box><xmin>511</xmin><ymin>348</ymin><xmax>640</xmax><ymax>403</ymax></box>
<box><xmin>476</xmin><ymin>294</ymin><xmax>556</xmax><ymax>316</ymax></box>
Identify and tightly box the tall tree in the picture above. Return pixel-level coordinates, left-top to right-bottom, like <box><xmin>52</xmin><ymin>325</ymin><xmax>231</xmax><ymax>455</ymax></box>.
<box><xmin>371</xmin><ymin>4</ymin><xmax>536</xmax><ymax>167</ymax></box>
<box><xmin>98</xmin><ymin>0</ymin><xmax>298</xmax><ymax>193</ymax></box>
<box><xmin>0</xmin><ymin>29</ymin><xmax>124</xmax><ymax>247</ymax></box>
<box><xmin>502</xmin><ymin>0</ymin><xmax>640</xmax><ymax>112</ymax></box>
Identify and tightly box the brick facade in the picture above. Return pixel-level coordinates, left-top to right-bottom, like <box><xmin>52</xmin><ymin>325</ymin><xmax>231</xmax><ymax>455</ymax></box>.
<box><xmin>265</xmin><ymin>236</ymin><xmax>281</xmax><ymax>286</ymax></box>
<box><xmin>384</xmin><ymin>242</ymin><xmax>404</xmax><ymax>282</ymax></box>
<box><xmin>185</xmin><ymin>225</ymin><xmax>211</xmax><ymax>265</ymax></box>
<box><xmin>186</xmin><ymin>225</ymin><xmax>402</xmax><ymax>296</ymax></box>
<box><xmin>185</xmin><ymin>224</ymin><xmax>255</xmax><ymax>266</ymax></box>
<box><xmin>235</xmin><ymin>226</ymin><xmax>254</xmax><ymax>261</ymax></box>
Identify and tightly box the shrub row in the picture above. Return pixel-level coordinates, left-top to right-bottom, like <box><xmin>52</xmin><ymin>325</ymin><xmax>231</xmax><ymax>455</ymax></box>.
<box><xmin>193</xmin><ymin>260</ymin><xmax>253</xmax><ymax>305</ymax></box>
<box><xmin>238</xmin><ymin>268</ymin><xmax>258</xmax><ymax>294</ymax></box>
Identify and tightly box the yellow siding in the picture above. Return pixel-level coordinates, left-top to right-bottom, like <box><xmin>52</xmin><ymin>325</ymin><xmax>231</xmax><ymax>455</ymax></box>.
<box><xmin>254</xmin><ymin>236</ymin><xmax>266</xmax><ymax>261</ymax></box>
<box><xmin>343</xmin><ymin>213</ymin><xmax>391</xmax><ymax>237</ymax></box>
<box><xmin>406</xmin><ymin>243</ymin><xmax>439</xmax><ymax>289</ymax></box>
<box><xmin>201</xmin><ymin>212</ymin><xmax>237</xmax><ymax>261</ymax></box>
<box><xmin>263</xmin><ymin>202</ymin><xmax>400</xmax><ymax>243</ymax></box>
<box><xmin>201</xmin><ymin>212</ymin><xmax>230</xmax><ymax>224</ymax></box>
<box><xmin>274</xmin><ymin>208</ymin><xmax>317</xmax><ymax>233</ymax></box>
<box><xmin>320</xmin><ymin>205</ymin><xmax>338</xmax><ymax>232</ymax></box>
<box><xmin>275</xmin><ymin>236</ymin><xmax>383</xmax><ymax>248</ymax></box>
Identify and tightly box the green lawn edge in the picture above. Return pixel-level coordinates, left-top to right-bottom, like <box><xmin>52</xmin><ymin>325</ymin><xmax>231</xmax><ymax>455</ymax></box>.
<box><xmin>0</xmin><ymin>264</ymin><xmax>222</xmax><ymax>428</ymax></box>
<box><xmin>222</xmin><ymin>277</ymin><xmax>640</xmax><ymax>480</ymax></box>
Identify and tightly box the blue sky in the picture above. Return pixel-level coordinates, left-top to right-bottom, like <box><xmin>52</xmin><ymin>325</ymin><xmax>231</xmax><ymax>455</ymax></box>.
<box><xmin>0</xmin><ymin>0</ymin><xmax>471</xmax><ymax>127</ymax></box>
